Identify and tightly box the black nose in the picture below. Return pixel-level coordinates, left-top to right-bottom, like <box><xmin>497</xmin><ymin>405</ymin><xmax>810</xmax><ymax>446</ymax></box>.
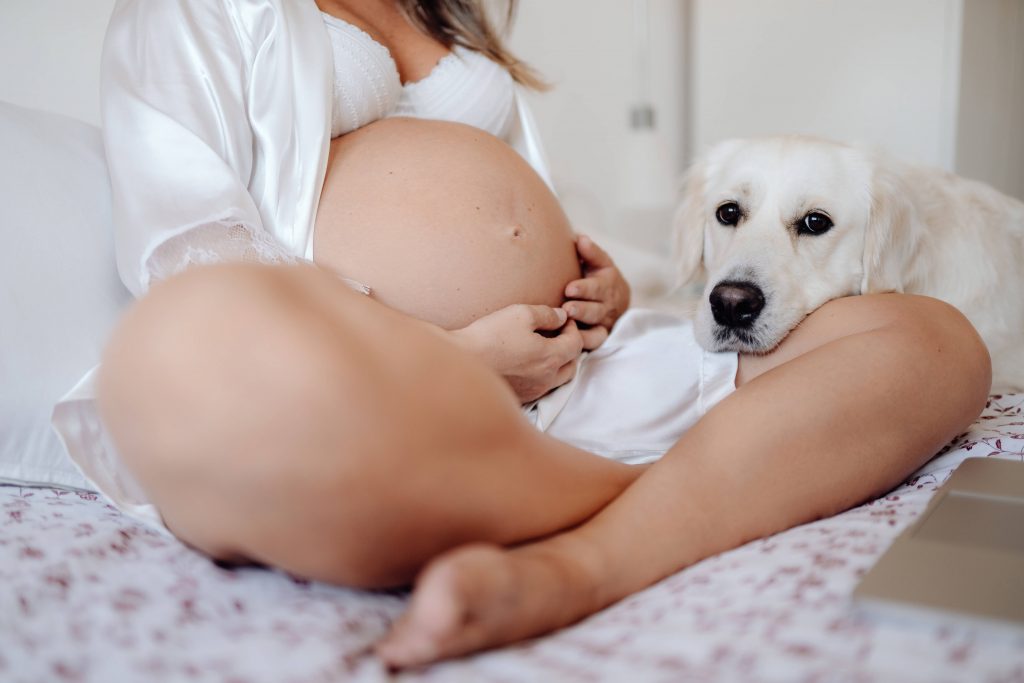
<box><xmin>709</xmin><ymin>281</ymin><xmax>765</xmax><ymax>328</ymax></box>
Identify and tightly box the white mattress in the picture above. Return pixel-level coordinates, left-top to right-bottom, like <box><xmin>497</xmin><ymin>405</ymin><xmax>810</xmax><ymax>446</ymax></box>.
<box><xmin>2</xmin><ymin>394</ymin><xmax>1023</xmax><ymax>682</ymax></box>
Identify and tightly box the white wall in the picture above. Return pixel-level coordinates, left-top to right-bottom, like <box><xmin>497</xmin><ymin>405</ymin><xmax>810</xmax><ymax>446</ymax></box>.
<box><xmin>0</xmin><ymin>0</ymin><xmax>116</xmax><ymax>125</ymax></box>
<box><xmin>690</xmin><ymin>0</ymin><xmax>964</xmax><ymax>170</ymax></box>
<box><xmin>689</xmin><ymin>0</ymin><xmax>1024</xmax><ymax>200</ymax></box>
<box><xmin>956</xmin><ymin>0</ymin><xmax>1024</xmax><ymax>201</ymax></box>
<box><xmin>508</xmin><ymin>0</ymin><xmax>688</xmax><ymax>248</ymax></box>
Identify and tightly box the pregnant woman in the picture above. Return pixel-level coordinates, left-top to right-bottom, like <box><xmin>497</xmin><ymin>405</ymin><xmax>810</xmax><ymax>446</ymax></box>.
<box><xmin>58</xmin><ymin>0</ymin><xmax>990</xmax><ymax>669</ymax></box>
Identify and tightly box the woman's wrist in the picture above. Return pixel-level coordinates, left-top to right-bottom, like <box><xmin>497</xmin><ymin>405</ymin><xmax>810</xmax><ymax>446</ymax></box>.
<box><xmin>447</xmin><ymin>325</ymin><xmax>482</xmax><ymax>359</ymax></box>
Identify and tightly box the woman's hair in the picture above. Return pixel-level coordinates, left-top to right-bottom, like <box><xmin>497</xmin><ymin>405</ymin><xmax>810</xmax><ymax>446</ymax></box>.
<box><xmin>398</xmin><ymin>0</ymin><xmax>546</xmax><ymax>90</ymax></box>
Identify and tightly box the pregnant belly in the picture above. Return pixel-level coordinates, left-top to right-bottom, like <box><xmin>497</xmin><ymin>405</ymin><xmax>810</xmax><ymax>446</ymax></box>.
<box><xmin>312</xmin><ymin>118</ymin><xmax>581</xmax><ymax>330</ymax></box>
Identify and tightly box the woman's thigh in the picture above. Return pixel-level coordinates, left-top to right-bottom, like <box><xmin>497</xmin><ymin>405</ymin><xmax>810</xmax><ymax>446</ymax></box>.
<box><xmin>96</xmin><ymin>264</ymin><xmax>637</xmax><ymax>587</ymax></box>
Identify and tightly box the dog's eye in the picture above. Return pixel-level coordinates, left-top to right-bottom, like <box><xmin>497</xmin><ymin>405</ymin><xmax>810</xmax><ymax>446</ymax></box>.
<box><xmin>715</xmin><ymin>202</ymin><xmax>742</xmax><ymax>226</ymax></box>
<box><xmin>798</xmin><ymin>211</ymin><xmax>834</xmax><ymax>236</ymax></box>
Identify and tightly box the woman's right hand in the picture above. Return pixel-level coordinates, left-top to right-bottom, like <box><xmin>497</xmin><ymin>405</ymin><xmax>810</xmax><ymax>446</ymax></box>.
<box><xmin>450</xmin><ymin>304</ymin><xmax>584</xmax><ymax>403</ymax></box>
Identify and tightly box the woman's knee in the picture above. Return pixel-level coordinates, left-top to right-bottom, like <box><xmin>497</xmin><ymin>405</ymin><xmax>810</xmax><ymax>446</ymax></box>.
<box><xmin>99</xmin><ymin>264</ymin><xmax>356</xmax><ymax>458</ymax></box>
<box><xmin>788</xmin><ymin>293</ymin><xmax>983</xmax><ymax>351</ymax></box>
<box><xmin>96</xmin><ymin>263</ymin><xmax>529</xmax><ymax>584</ymax></box>
<box><xmin>870</xmin><ymin>294</ymin><xmax>991</xmax><ymax>420</ymax></box>
<box><xmin>820</xmin><ymin>293</ymin><xmax>991</xmax><ymax>394</ymax></box>
<box><xmin>741</xmin><ymin>293</ymin><xmax>991</xmax><ymax>408</ymax></box>
<box><xmin>96</xmin><ymin>264</ymin><xmax>372</xmax><ymax>550</ymax></box>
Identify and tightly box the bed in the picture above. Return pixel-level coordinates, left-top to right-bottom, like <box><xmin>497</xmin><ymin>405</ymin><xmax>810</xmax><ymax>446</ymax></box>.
<box><xmin>3</xmin><ymin>393</ymin><xmax>1022</xmax><ymax>682</ymax></box>
<box><xmin>3</xmin><ymin>16</ymin><xmax>1023</xmax><ymax>680</ymax></box>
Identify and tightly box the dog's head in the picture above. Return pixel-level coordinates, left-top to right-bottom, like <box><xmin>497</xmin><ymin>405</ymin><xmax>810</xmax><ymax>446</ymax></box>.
<box><xmin>672</xmin><ymin>136</ymin><xmax>919</xmax><ymax>354</ymax></box>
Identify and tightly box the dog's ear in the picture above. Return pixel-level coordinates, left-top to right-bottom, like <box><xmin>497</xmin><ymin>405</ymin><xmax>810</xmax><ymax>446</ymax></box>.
<box><xmin>670</xmin><ymin>159</ymin><xmax>708</xmax><ymax>288</ymax></box>
<box><xmin>861</xmin><ymin>158</ymin><xmax>921</xmax><ymax>294</ymax></box>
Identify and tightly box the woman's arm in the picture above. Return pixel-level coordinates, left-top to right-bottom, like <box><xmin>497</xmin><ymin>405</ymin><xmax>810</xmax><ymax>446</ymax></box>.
<box><xmin>101</xmin><ymin>0</ymin><xmax>326</xmax><ymax>295</ymax></box>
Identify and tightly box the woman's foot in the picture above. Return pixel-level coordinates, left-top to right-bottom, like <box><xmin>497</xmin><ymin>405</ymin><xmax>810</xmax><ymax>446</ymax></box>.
<box><xmin>375</xmin><ymin>540</ymin><xmax>605</xmax><ymax>668</ymax></box>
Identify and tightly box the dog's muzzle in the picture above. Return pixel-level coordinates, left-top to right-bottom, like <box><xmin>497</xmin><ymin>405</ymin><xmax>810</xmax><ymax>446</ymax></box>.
<box><xmin>709</xmin><ymin>281</ymin><xmax>765</xmax><ymax>329</ymax></box>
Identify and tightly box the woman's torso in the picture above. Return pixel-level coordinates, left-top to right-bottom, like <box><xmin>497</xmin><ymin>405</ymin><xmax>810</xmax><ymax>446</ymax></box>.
<box><xmin>313</xmin><ymin>117</ymin><xmax>580</xmax><ymax>330</ymax></box>
<box><xmin>313</xmin><ymin>3</ymin><xmax>579</xmax><ymax>329</ymax></box>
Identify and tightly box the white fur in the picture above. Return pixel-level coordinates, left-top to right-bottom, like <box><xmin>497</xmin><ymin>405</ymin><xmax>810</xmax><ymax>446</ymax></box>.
<box><xmin>672</xmin><ymin>136</ymin><xmax>1024</xmax><ymax>391</ymax></box>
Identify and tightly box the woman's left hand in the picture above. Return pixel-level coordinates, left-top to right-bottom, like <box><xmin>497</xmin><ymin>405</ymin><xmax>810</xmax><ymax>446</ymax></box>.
<box><xmin>562</xmin><ymin>234</ymin><xmax>631</xmax><ymax>350</ymax></box>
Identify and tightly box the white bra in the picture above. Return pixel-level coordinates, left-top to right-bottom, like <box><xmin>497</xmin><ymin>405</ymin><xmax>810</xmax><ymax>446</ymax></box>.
<box><xmin>321</xmin><ymin>12</ymin><xmax>515</xmax><ymax>140</ymax></box>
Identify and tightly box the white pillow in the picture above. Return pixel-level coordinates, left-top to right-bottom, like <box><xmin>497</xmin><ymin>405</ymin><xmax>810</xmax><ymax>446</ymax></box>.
<box><xmin>0</xmin><ymin>101</ymin><xmax>131</xmax><ymax>490</ymax></box>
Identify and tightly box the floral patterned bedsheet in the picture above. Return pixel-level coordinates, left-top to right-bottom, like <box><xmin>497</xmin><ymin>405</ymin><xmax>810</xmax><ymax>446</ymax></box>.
<box><xmin>2</xmin><ymin>395</ymin><xmax>1023</xmax><ymax>683</ymax></box>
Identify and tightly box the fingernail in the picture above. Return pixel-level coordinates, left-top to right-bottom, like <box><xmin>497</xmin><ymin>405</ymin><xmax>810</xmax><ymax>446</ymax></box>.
<box><xmin>566</xmin><ymin>286</ymin><xmax>579</xmax><ymax>297</ymax></box>
<box><xmin>556</xmin><ymin>308</ymin><xmax>568</xmax><ymax>323</ymax></box>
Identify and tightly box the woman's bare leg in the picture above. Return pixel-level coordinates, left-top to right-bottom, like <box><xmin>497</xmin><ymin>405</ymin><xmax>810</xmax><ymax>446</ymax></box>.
<box><xmin>376</xmin><ymin>293</ymin><xmax>991</xmax><ymax>666</ymax></box>
<box><xmin>97</xmin><ymin>263</ymin><xmax>639</xmax><ymax>587</ymax></box>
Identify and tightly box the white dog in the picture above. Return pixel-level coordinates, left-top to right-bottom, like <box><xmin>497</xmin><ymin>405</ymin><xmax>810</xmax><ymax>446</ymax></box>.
<box><xmin>672</xmin><ymin>136</ymin><xmax>1024</xmax><ymax>391</ymax></box>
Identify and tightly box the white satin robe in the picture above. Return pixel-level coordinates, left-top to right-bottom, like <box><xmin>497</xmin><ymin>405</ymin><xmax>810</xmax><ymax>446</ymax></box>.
<box><xmin>51</xmin><ymin>0</ymin><xmax>554</xmax><ymax>524</ymax></box>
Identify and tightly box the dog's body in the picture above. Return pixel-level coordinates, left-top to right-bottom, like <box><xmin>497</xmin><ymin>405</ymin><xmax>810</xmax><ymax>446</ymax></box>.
<box><xmin>673</xmin><ymin>136</ymin><xmax>1024</xmax><ymax>391</ymax></box>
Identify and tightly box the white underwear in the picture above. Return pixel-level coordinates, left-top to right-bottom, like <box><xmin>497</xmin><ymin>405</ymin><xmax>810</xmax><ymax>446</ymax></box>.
<box><xmin>53</xmin><ymin>308</ymin><xmax>737</xmax><ymax>532</ymax></box>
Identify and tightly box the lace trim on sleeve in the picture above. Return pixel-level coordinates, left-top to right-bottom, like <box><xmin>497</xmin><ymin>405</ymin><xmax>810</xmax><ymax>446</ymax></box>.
<box><xmin>146</xmin><ymin>222</ymin><xmax>296</xmax><ymax>281</ymax></box>
<box><xmin>145</xmin><ymin>222</ymin><xmax>371</xmax><ymax>295</ymax></box>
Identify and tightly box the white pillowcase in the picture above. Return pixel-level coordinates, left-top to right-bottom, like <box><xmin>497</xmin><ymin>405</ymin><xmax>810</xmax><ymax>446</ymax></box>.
<box><xmin>0</xmin><ymin>101</ymin><xmax>131</xmax><ymax>490</ymax></box>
